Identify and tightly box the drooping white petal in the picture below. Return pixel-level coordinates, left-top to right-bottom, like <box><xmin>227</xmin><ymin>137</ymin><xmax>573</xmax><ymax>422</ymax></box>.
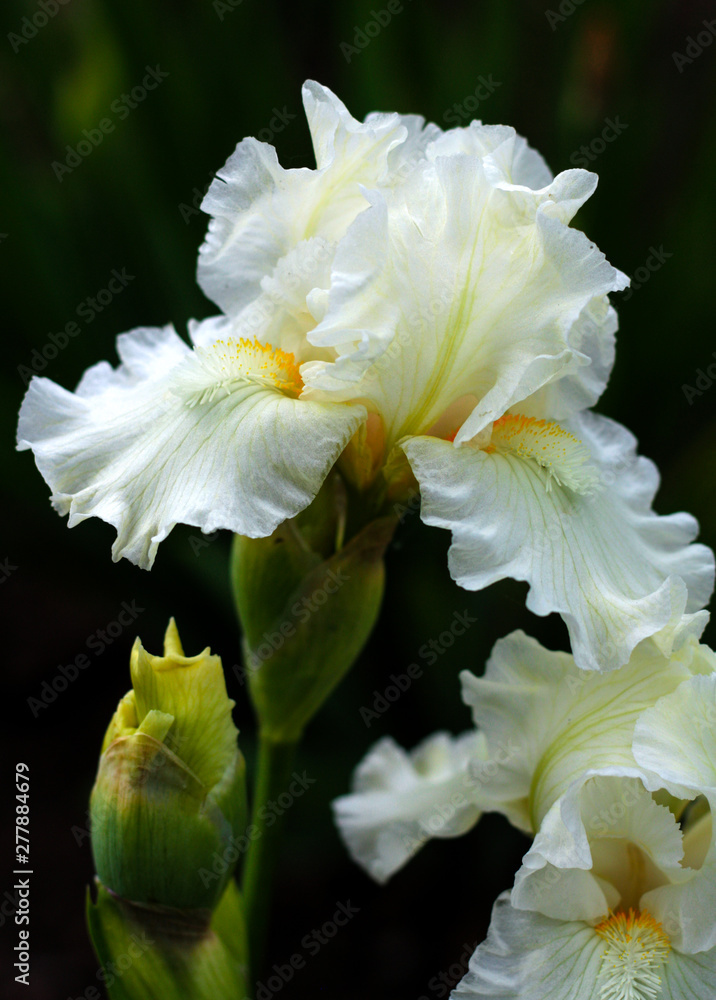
<box><xmin>17</xmin><ymin>322</ymin><xmax>365</xmax><ymax>568</ymax></box>
<box><xmin>197</xmin><ymin>81</ymin><xmax>409</xmax><ymax>316</ymax></box>
<box><xmin>332</xmin><ymin>731</ymin><xmax>486</xmax><ymax>884</ymax></box>
<box><xmin>453</xmin><ymin>892</ymin><xmax>716</xmax><ymax>1000</ymax></box>
<box><xmin>658</xmin><ymin>945</ymin><xmax>716</xmax><ymax>1000</ymax></box>
<box><xmin>459</xmin><ymin>627</ymin><xmax>708</xmax><ymax>830</ymax></box>
<box><xmin>405</xmin><ymin>410</ymin><xmax>714</xmax><ymax>672</ymax></box>
<box><xmin>303</xmin><ymin>152</ymin><xmax>626</xmax><ymax>449</ymax></box>
<box><xmin>451</xmin><ymin>892</ymin><xmax>605</xmax><ymax>1000</ymax></box>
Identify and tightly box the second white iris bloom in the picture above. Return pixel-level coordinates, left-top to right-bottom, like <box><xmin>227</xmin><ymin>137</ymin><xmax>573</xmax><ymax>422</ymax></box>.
<box><xmin>334</xmin><ymin>620</ymin><xmax>716</xmax><ymax>998</ymax></box>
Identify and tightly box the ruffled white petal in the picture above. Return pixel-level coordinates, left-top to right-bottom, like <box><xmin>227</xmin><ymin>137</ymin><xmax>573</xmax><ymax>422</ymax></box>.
<box><xmin>197</xmin><ymin>81</ymin><xmax>409</xmax><ymax>316</ymax></box>
<box><xmin>302</xmin><ymin>79</ymin><xmax>405</xmax><ymax>173</ymax></box>
<box><xmin>17</xmin><ymin>323</ymin><xmax>365</xmax><ymax>568</ymax></box>
<box><xmin>451</xmin><ymin>892</ymin><xmax>605</xmax><ymax>1000</ymax></box>
<box><xmin>508</xmin><ymin>133</ymin><xmax>554</xmax><ymax>190</ymax></box>
<box><xmin>633</xmin><ymin>673</ymin><xmax>716</xmax><ymax>802</ymax></box>
<box><xmin>405</xmin><ymin>410</ymin><xmax>714</xmax><ymax>672</ymax></box>
<box><xmin>516</xmin><ymin>295</ymin><xmax>618</xmax><ymax>421</ymax></box>
<box><xmin>460</xmin><ymin>628</ymin><xmax>707</xmax><ymax>829</ymax></box>
<box><xmin>640</xmin><ymin>849</ymin><xmax>716</xmax><ymax>955</ymax></box>
<box><xmin>304</xmin><ymin>152</ymin><xmax>626</xmax><ymax>449</ymax></box>
<box><xmin>385</xmin><ymin>112</ymin><xmax>442</xmax><ymax>179</ymax></box>
<box><xmin>332</xmin><ymin>731</ymin><xmax>486</xmax><ymax>884</ymax></box>
<box><xmin>425</xmin><ymin>123</ymin><xmax>555</xmax><ymax>194</ymax></box>
<box><xmin>513</xmin><ymin>774</ymin><xmax>685</xmax><ymax>923</ymax></box>
<box><xmin>460</xmin><ymin>632</ymin><xmax>577</xmax><ymax>831</ymax></box>
<box><xmin>453</xmin><ymin>892</ymin><xmax>716</xmax><ymax>1000</ymax></box>
<box><xmin>217</xmin><ymin>238</ymin><xmax>337</xmax><ymax>365</ymax></box>
<box><xmin>633</xmin><ymin>674</ymin><xmax>716</xmax><ymax>953</ymax></box>
<box><xmin>197</xmin><ymin>138</ymin><xmax>293</xmax><ymax>316</ymax></box>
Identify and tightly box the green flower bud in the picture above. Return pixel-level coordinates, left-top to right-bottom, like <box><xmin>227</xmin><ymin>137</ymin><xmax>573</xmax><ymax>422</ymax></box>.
<box><xmin>232</xmin><ymin>475</ymin><xmax>397</xmax><ymax>741</ymax></box>
<box><xmin>90</xmin><ymin>620</ymin><xmax>247</xmax><ymax>913</ymax></box>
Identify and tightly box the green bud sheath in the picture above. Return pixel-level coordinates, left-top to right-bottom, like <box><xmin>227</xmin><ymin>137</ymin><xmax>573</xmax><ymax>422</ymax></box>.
<box><xmin>232</xmin><ymin>481</ymin><xmax>396</xmax><ymax>741</ymax></box>
<box><xmin>232</xmin><ymin>475</ymin><xmax>397</xmax><ymax>972</ymax></box>
<box><xmin>87</xmin><ymin>877</ymin><xmax>247</xmax><ymax>1000</ymax></box>
<box><xmin>90</xmin><ymin>619</ymin><xmax>247</xmax><ymax>913</ymax></box>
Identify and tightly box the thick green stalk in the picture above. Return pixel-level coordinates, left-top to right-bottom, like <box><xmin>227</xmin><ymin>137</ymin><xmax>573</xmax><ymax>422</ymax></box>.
<box><xmin>242</xmin><ymin>734</ymin><xmax>299</xmax><ymax>983</ymax></box>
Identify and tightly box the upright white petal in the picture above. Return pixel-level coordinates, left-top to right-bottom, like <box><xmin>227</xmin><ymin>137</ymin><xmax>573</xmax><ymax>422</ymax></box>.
<box><xmin>634</xmin><ymin>674</ymin><xmax>716</xmax><ymax>953</ymax></box>
<box><xmin>197</xmin><ymin>81</ymin><xmax>411</xmax><ymax>316</ymax></box>
<box><xmin>510</xmin><ymin>762</ymin><xmax>716</xmax><ymax>957</ymax></box>
<box><xmin>424</xmin><ymin>121</ymin><xmax>558</xmax><ymax>196</ymax></box>
<box><xmin>302</xmin><ymin>79</ymin><xmax>405</xmax><ymax>173</ymax></box>
<box><xmin>406</xmin><ymin>410</ymin><xmax>713</xmax><ymax>671</ymax></box>
<box><xmin>200</xmin><ymin>238</ymin><xmax>337</xmax><ymax>366</ymax></box>
<box><xmin>304</xmin><ymin>151</ymin><xmax>626</xmax><ymax>448</ymax></box>
<box><xmin>460</xmin><ymin>627</ymin><xmax>709</xmax><ymax>829</ymax></box>
<box><xmin>513</xmin><ymin>774</ymin><xmax>685</xmax><ymax>923</ymax></box>
<box><xmin>516</xmin><ymin>295</ymin><xmax>618</xmax><ymax>421</ymax></box>
<box><xmin>508</xmin><ymin>132</ymin><xmax>554</xmax><ymax>189</ymax></box>
<box><xmin>17</xmin><ymin>322</ymin><xmax>365</xmax><ymax>568</ymax></box>
<box><xmin>634</xmin><ymin>673</ymin><xmax>716</xmax><ymax>803</ymax></box>
<box><xmin>332</xmin><ymin>731</ymin><xmax>486</xmax><ymax>883</ymax></box>
<box><xmin>385</xmin><ymin>112</ymin><xmax>443</xmax><ymax>178</ymax></box>
<box><xmin>640</xmin><ymin>847</ymin><xmax>716</xmax><ymax>955</ymax></box>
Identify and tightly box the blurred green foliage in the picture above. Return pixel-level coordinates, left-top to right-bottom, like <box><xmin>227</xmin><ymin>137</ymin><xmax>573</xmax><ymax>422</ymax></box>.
<box><xmin>3</xmin><ymin>1</ymin><xmax>716</xmax><ymax>997</ymax></box>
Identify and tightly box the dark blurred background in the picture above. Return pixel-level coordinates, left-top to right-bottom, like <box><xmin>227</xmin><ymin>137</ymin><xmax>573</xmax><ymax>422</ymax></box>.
<box><xmin>2</xmin><ymin>0</ymin><xmax>716</xmax><ymax>997</ymax></box>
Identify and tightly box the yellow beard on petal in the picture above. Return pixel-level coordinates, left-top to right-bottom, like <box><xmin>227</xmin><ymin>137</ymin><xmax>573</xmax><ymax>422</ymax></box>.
<box><xmin>595</xmin><ymin>909</ymin><xmax>670</xmax><ymax>1000</ymax></box>
<box><xmin>486</xmin><ymin>413</ymin><xmax>600</xmax><ymax>495</ymax></box>
<box><xmin>193</xmin><ymin>338</ymin><xmax>304</xmax><ymax>402</ymax></box>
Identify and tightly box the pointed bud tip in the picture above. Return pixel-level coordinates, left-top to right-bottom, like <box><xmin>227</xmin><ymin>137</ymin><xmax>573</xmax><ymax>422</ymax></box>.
<box><xmin>163</xmin><ymin>617</ymin><xmax>185</xmax><ymax>658</ymax></box>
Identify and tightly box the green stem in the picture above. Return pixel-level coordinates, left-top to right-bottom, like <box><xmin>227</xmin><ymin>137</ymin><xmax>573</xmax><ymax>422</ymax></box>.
<box><xmin>242</xmin><ymin>732</ymin><xmax>299</xmax><ymax>985</ymax></box>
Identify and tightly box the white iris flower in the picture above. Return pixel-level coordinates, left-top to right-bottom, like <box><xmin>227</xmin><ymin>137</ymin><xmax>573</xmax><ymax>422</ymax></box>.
<box><xmin>332</xmin><ymin>730</ymin><xmax>488</xmax><ymax>884</ymax></box>
<box><xmin>333</xmin><ymin>616</ymin><xmax>711</xmax><ymax>878</ymax></box>
<box><xmin>456</xmin><ymin>771</ymin><xmax>716</xmax><ymax>1000</ymax></box>
<box><xmin>17</xmin><ymin>82</ymin><xmax>712</xmax><ymax>670</ymax></box>
<box><xmin>336</xmin><ymin>625</ymin><xmax>716</xmax><ymax>998</ymax></box>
